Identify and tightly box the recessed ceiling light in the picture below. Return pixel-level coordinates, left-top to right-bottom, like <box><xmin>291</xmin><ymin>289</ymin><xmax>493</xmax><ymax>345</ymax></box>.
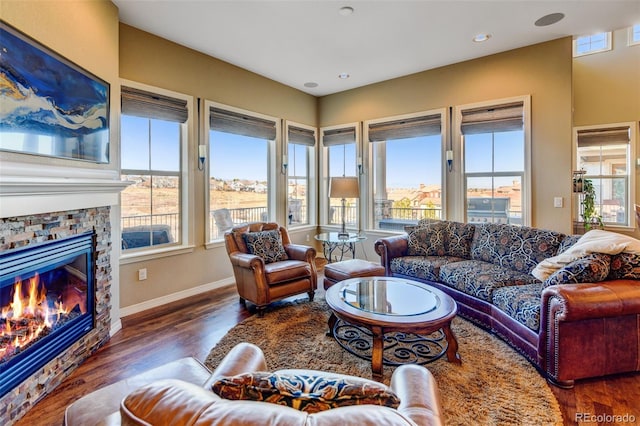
<box><xmin>472</xmin><ymin>33</ymin><xmax>491</xmax><ymax>43</ymax></box>
<box><xmin>303</xmin><ymin>82</ymin><xmax>318</xmax><ymax>88</ymax></box>
<box><xmin>338</xmin><ymin>73</ymin><xmax>350</xmax><ymax>79</ymax></box>
<box><xmin>339</xmin><ymin>6</ymin><xmax>354</xmax><ymax>16</ymax></box>
<box><xmin>535</xmin><ymin>13</ymin><xmax>565</xmax><ymax>27</ymax></box>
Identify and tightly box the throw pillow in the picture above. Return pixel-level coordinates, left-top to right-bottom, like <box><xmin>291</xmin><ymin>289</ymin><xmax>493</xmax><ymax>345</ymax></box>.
<box><xmin>243</xmin><ymin>230</ymin><xmax>288</xmax><ymax>263</ymax></box>
<box><xmin>212</xmin><ymin>372</ymin><xmax>401</xmax><ymax>414</ymax></box>
<box><xmin>443</xmin><ymin>221</ymin><xmax>476</xmax><ymax>258</ymax></box>
<box><xmin>543</xmin><ymin>253</ymin><xmax>611</xmax><ymax>286</ymax></box>
<box><xmin>557</xmin><ymin>234</ymin><xmax>581</xmax><ymax>255</ymax></box>
<box><xmin>608</xmin><ymin>252</ymin><xmax>640</xmax><ymax>280</ymax></box>
<box><xmin>407</xmin><ymin>222</ymin><xmax>446</xmax><ymax>256</ymax></box>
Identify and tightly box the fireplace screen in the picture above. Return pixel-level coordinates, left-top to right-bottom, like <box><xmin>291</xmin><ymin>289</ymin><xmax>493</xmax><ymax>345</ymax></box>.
<box><xmin>0</xmin><ymin>232</ymin><xmax>95</xmax><ymax>396</ymax></box>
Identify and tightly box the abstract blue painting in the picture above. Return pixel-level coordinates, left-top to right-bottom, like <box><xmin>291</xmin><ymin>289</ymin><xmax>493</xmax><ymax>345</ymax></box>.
<box><xmin>0</xmin><ymin>22</ymin><xmax>109</xmax><ymax>163</ymax></box>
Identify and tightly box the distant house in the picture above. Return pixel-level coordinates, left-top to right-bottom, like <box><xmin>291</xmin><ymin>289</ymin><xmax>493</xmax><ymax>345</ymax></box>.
<box><xmin>252</xmin><ymin>183</ymin><xmax>267</xmax><ymax>193</ymax></box>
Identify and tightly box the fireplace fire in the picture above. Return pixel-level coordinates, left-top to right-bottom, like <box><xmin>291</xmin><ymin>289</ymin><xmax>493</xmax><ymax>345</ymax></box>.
<box><xmin>0</xmin><ymin>232</ymin><xmax>95</xmax><ymax>397</ymax></box>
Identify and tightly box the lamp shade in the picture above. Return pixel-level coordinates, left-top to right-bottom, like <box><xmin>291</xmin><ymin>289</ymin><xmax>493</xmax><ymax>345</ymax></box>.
<box><xmin>329</xmin><ymin>177</ymin><xmax>359</xmax><ymax>199</ymax></box>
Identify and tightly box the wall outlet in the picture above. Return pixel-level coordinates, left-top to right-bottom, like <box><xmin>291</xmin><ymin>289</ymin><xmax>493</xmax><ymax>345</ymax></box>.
<box><xmin>306</xmin><ymin>234</ymin><xmax>310</xmax><ymax>242</ymax></box>
<box><xmin>138</xmin><ymin>268</ymin><xmax>147</xmax><ymax>281</ymax></box>
<box><xmin>553</xmin><ymin>197</ymin><xmax>563</xmax><ymax>208</ymax></box>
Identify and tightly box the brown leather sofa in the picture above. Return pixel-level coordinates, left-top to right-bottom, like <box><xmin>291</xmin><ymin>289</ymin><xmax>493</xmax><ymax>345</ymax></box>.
<box><xmin>375</xmin><ymin>221</ymin><xmax>640</xmax><ymax>388</ymax></box>
<box><xmin>64</xmin><ymin>342</ymin><xmax>443</xmax><ymax>425</ymax></box>
<box><xmin>224</xmin><ymin>222</ymin><xmax>317</xmax><ymax>315</ymax></box>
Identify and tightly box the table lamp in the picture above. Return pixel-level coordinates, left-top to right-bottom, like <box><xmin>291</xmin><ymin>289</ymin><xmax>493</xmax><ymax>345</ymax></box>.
<box><xmin>329</xmin><ymin>176</ymin><xmax>359</xmax><ymax>238</ymax></box>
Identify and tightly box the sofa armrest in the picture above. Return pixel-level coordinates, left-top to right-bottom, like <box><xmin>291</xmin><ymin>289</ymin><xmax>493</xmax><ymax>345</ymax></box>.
<box><xmin>374</xmin><ymin>235</ymin><xmax>409</xmax><ymax>273</ymax></box>
<box><xmin>391</xmin><ymin>364</ymin><xmax>443</xmax><ymax>426</ymax></box>
<box><xmin>540</xmin><ymin>279</ymin><xmax>640</xmax><ymax>385</ymax></box>
<box><xmin>541</xmin><ymin>279</ymin><xmax>640</xmax><ymax>322</ymax></box>
<box><xmin>205</xmin><ymin>342</ymin><xmax>268</xmax><ymax>388</ymax></box>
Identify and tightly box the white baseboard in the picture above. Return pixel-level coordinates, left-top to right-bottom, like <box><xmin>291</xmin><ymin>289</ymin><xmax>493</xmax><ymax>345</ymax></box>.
<box><xmin>110</xmin><ymin>318</ymin><xmax>123</xmax><ymax>337</ymax></box>
<box><xmin>119</xmin><ymin>277</ymin><xmax>235</xmax><ymax>318</ymax></box>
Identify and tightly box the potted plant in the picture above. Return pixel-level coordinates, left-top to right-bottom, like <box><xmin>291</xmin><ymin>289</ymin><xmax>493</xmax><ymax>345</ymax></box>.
<box><xmin>581</xmin><ymin>178</ymin><xmax>603</xmax><ymax>231</ymax></box>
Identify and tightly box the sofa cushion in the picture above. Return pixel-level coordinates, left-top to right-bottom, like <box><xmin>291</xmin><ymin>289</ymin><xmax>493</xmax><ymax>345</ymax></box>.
<box><xmin>212</xmin><ymin>371</ymin><xmax>400</xmax><ymax>413</ymax></box>
<box><xmin>264</xmin><ymin>260</ymin><xmax>312</xmax><ymax>285</ymax></box>
<box><xmin>608</xmin><ymin>252</ymin><xmax>640</xmax><ymax>280</ymax></box>
<box><xmin>243</xmin><ymin>230</ymin><xmax>289</xmax><ymax>264</ymax></box>
<box><xmin>121</xmin><ymin>379</ymin><xmax>307</xmax><ymax>425</ymax></box>
<box><xmin>471</xmin><ymin>223</ymin><xmax>564</xmax><ymax>274</ymax></box>
<box><xmin>491</xmin><ymin>283</ymin><xmax>544</xmax><ymax>331</ymax></box>
<box><xmin>439</xmin><ymin>260</ymin><xmax>539</xmax><ymax>302</ymax></box>
<box><xmin>544</xmin><ymin>253</ymin><xmax>611</xmax><ymax>286</ymax></box>
<box><xmin>391</xmin><ymin>255</ymin><xmax>466</xmax><ymax>281</ymax></box>
<box><xmin>411</xmin><ymin>219</ymin><xmax>475</xmax><ymax>259</ymax></box>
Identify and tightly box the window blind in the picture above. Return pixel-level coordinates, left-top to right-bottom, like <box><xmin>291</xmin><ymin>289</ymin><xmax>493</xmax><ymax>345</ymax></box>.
<box><xmin>577</xmin><ymin>126</ymin><xmax>630</xmax><ymax>147</ymax></box>
<box><xmin>368</xmin><ymin>114</ymin><xmax>441</xmax><ymax>142</ymax></box>
<box><xmin>121</xmin><ymin>86</ymin><xmax>188</xmax><ymax>123</ymax></box>
<box><xmin>322</xmin><ymin>126</ymin><xmax>356</xmax><ymax>146</ymax></box>
<box><xmin>461</xmin><ymin>101</ymin><xmax>523</xmax><ymax>135</ymax></box>
<box><xmin>210</xmin><ymin>107</ymin><xmax>277</xmax><ymax>140</ymax></box>
<box><xmin>288</xmin><ymin>125</ymin><xmax>316</xmax><ymax>146</ymax></box>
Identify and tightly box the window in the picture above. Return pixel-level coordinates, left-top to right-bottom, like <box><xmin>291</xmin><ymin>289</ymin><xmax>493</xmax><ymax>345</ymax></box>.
<box><xmin>365</xmin><ymin>111</ymin><xmax>444</xmax><ymax>232</ymax></box>
<box><xmin>207</xmin><ymin>103</ymin><xmax>278</xmax><ymax>241</ymax></box>
<box><xmin>629</xmin><ymin>24</ymin><xmax>640</xmax><ymax>46</ymax></box>
<box><xmin>458</xmin><ymin>98</ymin><xmax>530</xmax><ymax>226</ymax></box>
<box><xmin>575</xmin><ymin>123</ymin><xmax>635</xmax><ymax>228</ymax></box>
<box><xmin>321</xmin><ymin>124</ymin><xmax>359</xmax><ymax>230</ymax></box>
<box><xmin>120</xmin><ymin>84</ymin><xmax>190</xmax><ymax>252</ymax></box>
<box><xmin>573</xmin><ymin>32</ymin><xmax>612</xmax><ymax>56</ymax></box>
<box><xmin>285</xmin><ymin>121</ymin><xmax>316</xmax><ymax>227</ymax></box>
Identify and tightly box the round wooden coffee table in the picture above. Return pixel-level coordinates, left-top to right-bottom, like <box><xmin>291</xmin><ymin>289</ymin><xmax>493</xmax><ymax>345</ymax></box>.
<box><xmin>325</xmin><ymin>276</ymin><xmax>461</xmax><ymax>379</ymax></box>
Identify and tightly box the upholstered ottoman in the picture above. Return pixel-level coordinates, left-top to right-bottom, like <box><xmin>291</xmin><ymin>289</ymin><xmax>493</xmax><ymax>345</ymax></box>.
<box><xmin>323</xmin><ymin>259</ymin><xmax>386</xmax><ymax>290</ymax></box>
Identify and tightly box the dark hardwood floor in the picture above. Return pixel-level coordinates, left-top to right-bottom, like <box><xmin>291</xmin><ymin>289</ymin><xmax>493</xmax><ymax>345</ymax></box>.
<box><xmin>14</xmin><ymin>279</ymin><xmax>640</xmax><ymax>426</ymax></box>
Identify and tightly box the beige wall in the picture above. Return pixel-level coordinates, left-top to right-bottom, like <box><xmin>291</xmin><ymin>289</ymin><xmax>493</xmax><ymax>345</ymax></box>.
<box><xmin>118</xmin><ymin>24</ymin><xmax>317</xmax><ymax>309</ymax></box>
<box><xmin>119</xmin><ymin>24</ymin><xmax>317</xmax><ymax>125</ymax></box>
<box><xmin>319</xmin><ymin>38</ymin><xmax>574</xmax><ymax>233</ymax></box>
<box><xmin>573</xmin><ymin>28</ymin><xmax>640</xmax><ymax>237</ymax></box>
<box><xmin>573</xmin><ymin>28</ymin><xmax>640</xmax><ymax>126</ymax></box>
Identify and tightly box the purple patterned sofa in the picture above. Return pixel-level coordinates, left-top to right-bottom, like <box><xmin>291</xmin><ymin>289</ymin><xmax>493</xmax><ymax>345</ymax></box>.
<box><xmin>374</xmin><ymin>220</ymin><xmax>640</xmax><ymax>387</ymax></box>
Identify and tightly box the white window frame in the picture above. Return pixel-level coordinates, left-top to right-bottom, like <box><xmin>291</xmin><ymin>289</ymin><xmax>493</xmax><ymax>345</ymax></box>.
<box><xmin>573</xmin><ymin>122</ymin><xmax>637</xmax><ymax>230</ymax></box>
<box><xmin>120</xmin><ymin>79</ymin><xmax>194</xmax><ymax>263</ymax></box>
<box><xmin>284</xmin><ymin>120</ymin><xmax>317</xmax><ymax>230</ymax></box>
<box><xmin>629</xmin><ymin>24</ymin><xmax>640</xmax><ymax>47</ymax></box>
<box><xmin>204</xmin><ymin>100</ymin><xmax>279</xmax><ymax>247</ymax></box>
<box><xmin>363</xmin><ymin>109</ymin><xmax>447</xmax><ymax>233</ymax></box>
<box><xmin>453</xmin><ymin>95</ymin><xmax>532</xmax><ymax>226</ymax></box>
<box><xmin>319</xmin><ymin>123</ymin><xmax>361</xmax><ymax>230</ymax></box>
<box><xmin>573</xmin><ymin>32</ymin><xmax>612</xmax><ymax>57</ymax></box>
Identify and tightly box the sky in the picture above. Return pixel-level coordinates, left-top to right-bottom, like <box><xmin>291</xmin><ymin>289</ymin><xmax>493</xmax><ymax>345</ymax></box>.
<box><xmin>120</xmin><ymin>116</ymin><xmax>524</xmax><ymax>191</ymax></box>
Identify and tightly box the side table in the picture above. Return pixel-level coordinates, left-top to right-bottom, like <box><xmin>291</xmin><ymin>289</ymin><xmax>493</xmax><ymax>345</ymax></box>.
<box><xmin>315</xmin><ymin>232</ymin><xmax>366</xmax><ymax>263</ymax></box>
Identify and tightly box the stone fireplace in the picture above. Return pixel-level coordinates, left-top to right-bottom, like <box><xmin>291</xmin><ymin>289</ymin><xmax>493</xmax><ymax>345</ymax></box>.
<box><xmin>0</xmin><ymin>160</ymin><xmax>128</xmax><ymax>424</ymax></box>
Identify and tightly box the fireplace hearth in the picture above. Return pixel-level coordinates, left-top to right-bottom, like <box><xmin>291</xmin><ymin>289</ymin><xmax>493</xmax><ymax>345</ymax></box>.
<box><xmin>0</xmin><ymin>232</ymin><xmax>95</xmax><ymax>397</ymax></box>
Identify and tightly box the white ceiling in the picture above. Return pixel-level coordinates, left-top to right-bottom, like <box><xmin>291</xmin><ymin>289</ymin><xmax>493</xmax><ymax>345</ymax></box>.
<box><xmin>113</xmin><ymin>0</ymin><xmax>640</xmax><ymax>96</ymax></box>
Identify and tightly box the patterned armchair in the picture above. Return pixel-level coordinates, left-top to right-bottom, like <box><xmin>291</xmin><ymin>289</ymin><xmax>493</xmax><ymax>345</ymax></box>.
<box><xmin>224</xmin><ymin>222</ymin><xmax>317</xmax><ymax>315</ymax></box>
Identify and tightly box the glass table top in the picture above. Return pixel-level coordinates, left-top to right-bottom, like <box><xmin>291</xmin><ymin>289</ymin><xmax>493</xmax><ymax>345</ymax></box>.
<box><xmin>339</xmin><ymin>277</ymin><xmax>440</xmax><ymax>316</ymax></box>
<box><xmin>315</xmin><ymin>232</ymin><xmax>365</xmax><ymax>244</ymax></box>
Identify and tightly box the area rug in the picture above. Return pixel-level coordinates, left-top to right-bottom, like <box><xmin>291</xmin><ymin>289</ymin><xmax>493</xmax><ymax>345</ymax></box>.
<box><xmin>204</xmin><ymin>299</ymin><xmax>563</xmax><ymax>425</ymax></box>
